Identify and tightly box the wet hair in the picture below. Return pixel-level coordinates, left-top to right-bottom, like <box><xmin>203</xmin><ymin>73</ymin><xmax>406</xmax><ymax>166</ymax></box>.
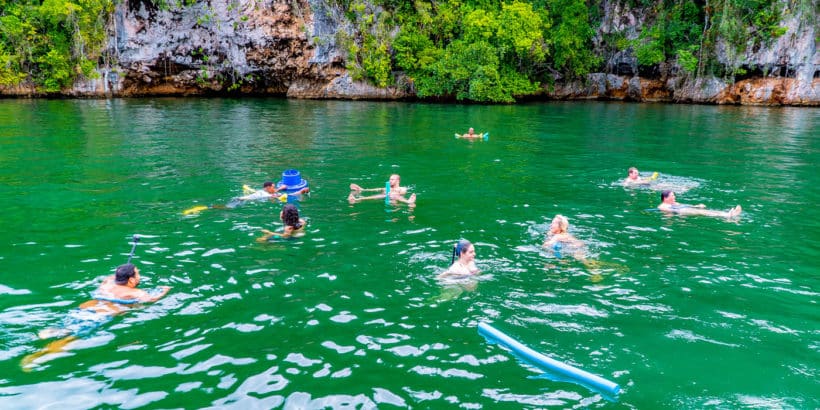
<box><xmin>628</xmin><ymin>167</ymin><xmax>638</xmax><ymax>174</ymax></box>
<box><xmin>115</xmin><ymin>263</ymin><xmax>136</xmax><ymax>285</ymax></box>
<box><xmin>281</xmin><ymin>204</ymin><xmax>303</xmax><ymax>229</ymax></box>
<box><xmin>263</xmin><ymin>181</ymin><xmax>274</xmax><ymax>188</ymax></box>
<box><xmin>552</xmin><ymin>215</ymin><xmax>569</xmax><ymax>233</ymax></box>
<box><xmin>451</xmin><ymin>239</ymin><xmax>472</xmax><ymax>264</ymax></box>
<box><xmin>661</xmin><ymin>190</ymin><xmax>673</xmax><ymax>201</ymax></box>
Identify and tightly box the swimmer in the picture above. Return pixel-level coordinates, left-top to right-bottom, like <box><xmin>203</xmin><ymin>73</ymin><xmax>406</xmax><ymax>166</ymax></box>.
<box><xmin>658</xmin><ymin>190</ymin><xmax>742</xmax><ymax>218</ymax></box>
<box><xmin>258</xmin><ymin>203</ymin><xmax>306</xmax><ymax>241</ymax></box>
<box><xmin>348</xmin><ymin>174</ymin><xmax>416</xmax><ymax>205</ymax></box>
<box><xmin>543</xmin><ymin>215</ymin><xmax>585</xmax><ymax>250</ymax></box>
<box><xmin>22</xmin><ymin>263</ymin><xmax>170</xmax><ymax>369</ymax></box>
<box><xmin>458</xmin><ymin>128</ymin><xmax>481</xmax><ymax>139</ymax></box>
<box><xmin>623</xmin><ymin>167</ymin><xmax>658</xmax><ymax>186</ymax></box>
<box><xmin>438</xmin><ymin>240</ymin><xmax>479</xmax><ymax>279</ymax></box>
<box><xmin>239</xmin><ymin>181</ymin><xmax>309</xmax><ymax>202</ymax></box>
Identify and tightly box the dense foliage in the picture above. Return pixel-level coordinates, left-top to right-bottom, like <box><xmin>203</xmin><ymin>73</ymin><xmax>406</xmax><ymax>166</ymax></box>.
<box><xmin>0</xmin><ymin>0</ymin><xmax>112</xmax><ymax>91</ymax></box>
<box><xmin>335</xmin><ymin>0</ymin><xmax>798</xmax><ymax>102</ymax></box>
<box><xmin>0</xmin><ymin>0</ymin><xmax>803</xmax><ymax>98</ymax></box>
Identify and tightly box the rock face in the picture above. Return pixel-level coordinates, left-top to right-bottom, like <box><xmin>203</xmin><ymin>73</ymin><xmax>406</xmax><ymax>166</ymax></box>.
<box><xmin>2</xmin><ymin>0</ymin><xmax>816</xmax><ymax>105</ymax></box>
<box><xmin>68</xmin><ymin>0</ymin><xmax>407</xmax><ymax>99</ymax></box>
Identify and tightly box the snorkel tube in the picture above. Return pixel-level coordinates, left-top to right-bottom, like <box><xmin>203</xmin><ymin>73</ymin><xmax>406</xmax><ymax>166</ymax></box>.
<box><xmin>126</xmin><ymin>235</ymin><xmax>140</xmax><ymax>264</ymax></box>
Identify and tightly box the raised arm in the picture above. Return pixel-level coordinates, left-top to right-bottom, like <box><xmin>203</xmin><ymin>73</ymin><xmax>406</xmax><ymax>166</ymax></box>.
<box><xmin>350</xmin><ymin>183</ymin><xmax>385</xmax><ymax>192</ymax></box>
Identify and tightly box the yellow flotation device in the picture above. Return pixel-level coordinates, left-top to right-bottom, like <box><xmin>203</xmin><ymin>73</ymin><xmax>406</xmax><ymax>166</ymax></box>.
<box><xmin>182</xmin><ymin>205</ymin><xmax>209</xmax><ymax>215</ymax></box>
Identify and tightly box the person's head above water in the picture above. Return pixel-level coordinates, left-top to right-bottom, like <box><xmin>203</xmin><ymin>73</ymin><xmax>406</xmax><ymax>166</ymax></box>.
<box><xmin>452</xmin><ymin>239</ymin><xmax>475</xmax><ymax>263</ymax></box>
<box><xmin>389</xmin><ymin>174</ymin><xmax>401</xmax><ymax>188</ymax></box>
<box><xmin>550</xmin><ymin>215</ymin><xmax>569</xmax><ymax>234</ymax></box>
<box><xmin>280</xmin><ymin>203</ymin><xmax>301</xmax><ymax>227</ymax></box>
<box><xmin>468</xmin><ymin>127</ymin><xmax>475</xmax><ymax>134</ymax></box>
<box><xmin>263</xmin><ymin>181</ymin><xmax>275</xmax><ymax>193</ymax></box>
<box><xmin>115</xmin><ymin>263</ymin><xmax>140</xmax><ymax>286</ymax></box>
<box><xmin>661</xmin><ymin>190</ymin><xmax>676</xmax><ymax>203</ymax></box>
<box><xmin>627</xmin><ymin>167</ymin><xmax>639</xmax><ymax>179</ymax></box>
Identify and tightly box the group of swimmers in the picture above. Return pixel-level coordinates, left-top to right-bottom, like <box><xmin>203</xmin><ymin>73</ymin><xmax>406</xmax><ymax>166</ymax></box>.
<box><xmin>24</xmin><ymin>165</ymin><xmax>742</xmax><ymax>367</ymax></box>
<box><xmin>439</xmin><ymin>167</ymin><xmax>743</xmax><ymax>279</ymax></box>
<box><xmin>624</xmin><ymin>167</ymin><xmax>742</xmax><ymax>218</ymax></box>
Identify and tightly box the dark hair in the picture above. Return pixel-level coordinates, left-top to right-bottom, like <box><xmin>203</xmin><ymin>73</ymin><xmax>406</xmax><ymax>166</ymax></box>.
<box><xmin>451</xmin><ymin>239</ymin><xmax>472</xmax><ymax>264</ymax></box>
<box><xmin>263</xmin><ymin>181</ymin><xmax>274</xmax><ymax>188</ymax></box>
<box><xmin>115</xmin><ymin>263</ymin><xmax>136</xmax><ymax>285</ymax></box>
<box><xmin>661</xmin><ymin>190</ymin><xmax>673</xmax><ymax>201</ymax></box>
<box><xmin>281</xmin><ymin>204</ymin><xmax>302</xmax><ymax>229</ymax></box>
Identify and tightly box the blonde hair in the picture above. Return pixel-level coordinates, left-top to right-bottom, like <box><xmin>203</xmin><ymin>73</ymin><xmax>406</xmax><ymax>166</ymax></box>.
<box><xmin>552</xmin><ymin>215</ymin><xmax>569</xmax><ymax>233</ymax></box>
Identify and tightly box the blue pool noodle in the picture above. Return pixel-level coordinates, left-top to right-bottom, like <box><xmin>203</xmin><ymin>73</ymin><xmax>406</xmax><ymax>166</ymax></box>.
<box><xmin>478</xmin><ymin>322</ymin><xmax>620</xmax><ymax>397</ymax></box>
<box><xmin>385</xmin><ymin>181</ymin><xmax>390</xmax><ymax>205</ymax></box>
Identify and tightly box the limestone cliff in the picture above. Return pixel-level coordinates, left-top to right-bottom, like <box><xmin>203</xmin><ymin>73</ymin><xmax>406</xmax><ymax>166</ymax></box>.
<box><xmin>68</xmin><ymin>0</ymin><xmax>407</xmax><ymax>99</ymax></box>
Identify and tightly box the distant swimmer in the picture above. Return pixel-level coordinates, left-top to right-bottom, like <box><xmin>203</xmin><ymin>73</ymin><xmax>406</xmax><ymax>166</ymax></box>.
<box><xmin>438</xmin><ymin>239</ymin><xmax>479</xmax><ymax>279</ymax></box>
<box><xmin>658</xmin><ymin>190</ymin><xmax>742</xmax><ymax>218</ymax></box>
<box><xmin>455</xmin><ymin>127</ymin><xmax>488</xmax><ymax>140</ymax></box>
<box><xmin>349</xmin><ymin>174</ymin><xmax>416</xmax><ymax>205</ymax></box>
<box><xmin>258</xmin><ymin>203</ymin><xmax>307</xmax><ymax>241</ymax></box>
<box><xmin>623</xmin><ymin>167</ymin><xmax>658</xmax><ymax>186</ymax></box>
<box><xmin>22</xmin><ymin>263</ymin><xmax>170</xmax><ymax>369</ymax></box>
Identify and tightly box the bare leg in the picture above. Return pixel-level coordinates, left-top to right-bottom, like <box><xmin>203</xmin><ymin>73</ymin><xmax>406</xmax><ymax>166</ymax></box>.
<box><xmin>678</xmin><ymin>207</ymin><xmax>739</xmax><ymax>218</ymax></box>
<box><xmin>350</xmin><ymin>183</ymin><xmax>362</xmax><ymax>191</ymax></box>
<box><xmin>21</xmin><ymin>335</ymin><xmax>78</xmax><ymax>371</ymax></box>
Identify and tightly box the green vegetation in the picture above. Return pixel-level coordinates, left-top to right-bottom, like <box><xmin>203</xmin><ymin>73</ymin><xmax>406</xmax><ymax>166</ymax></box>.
<box><xmin>0</xmin><ymin>0</ymin><xmax>113</xmax><ymax>91</ymax></box>
<box><xmin>0</xmin><ymin>0</ymin><xmax>807</xmax><ymax>99</ymax></box>
<box><xmin>336</xmin><ymin>0</ymin><xmax>796</xmax><ymax>101</ymax></box>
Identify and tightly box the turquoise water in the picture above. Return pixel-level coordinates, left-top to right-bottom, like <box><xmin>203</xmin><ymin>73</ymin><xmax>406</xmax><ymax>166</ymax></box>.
<box><xmin>0</xmin><ymin>99</ymin><xmax>817</xmax><ymax>408</ymax></box>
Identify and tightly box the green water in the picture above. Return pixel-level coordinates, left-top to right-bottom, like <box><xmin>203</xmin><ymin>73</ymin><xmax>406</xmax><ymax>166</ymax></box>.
<box><xmin>0</xmin><ymin>98</ymin><xmax>817</xmax><ymax>408</ymax></box>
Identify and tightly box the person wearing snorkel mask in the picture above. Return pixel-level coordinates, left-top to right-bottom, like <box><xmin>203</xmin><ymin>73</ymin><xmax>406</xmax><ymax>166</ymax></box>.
<box><xmin>438</xmin><ymin>240</ymin><xmax>479</xmax><ymax>278</ymax></box>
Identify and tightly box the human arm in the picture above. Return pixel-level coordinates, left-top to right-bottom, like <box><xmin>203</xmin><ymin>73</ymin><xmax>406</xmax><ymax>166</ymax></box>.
<box><xmin>350</xmin><ymin>183</ymin><xmax>385</xmax><ymax>193</ymax></box>
<box><xmin>140</xmin><ymin>286</ymin><xmax>171</xmax><ymax>302</ymax></box>
<box><xmin>257</xmin><ymin>228</ymin><xmax>283</xmax><ymax>242</ymax></box>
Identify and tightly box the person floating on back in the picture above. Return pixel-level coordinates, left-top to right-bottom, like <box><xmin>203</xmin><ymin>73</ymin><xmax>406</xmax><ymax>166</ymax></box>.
<box><xmin>348</xmin><ymin>173</ymin><xmax>416</xmax><ymax>205</ymax></box>
<box><xmin>623</xmin><ymin>167</ymin><xmax>658</xmax><ymax>186</ymax></box>
<box><xmin>258</xmin><ymin>203</ymin><xmax>307</xmax><ymax>241</ymax></box>
<box><xmin>658</xmin><ymin>190</ymin><xmax>742</xmax><ymax>219</ymax></box>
